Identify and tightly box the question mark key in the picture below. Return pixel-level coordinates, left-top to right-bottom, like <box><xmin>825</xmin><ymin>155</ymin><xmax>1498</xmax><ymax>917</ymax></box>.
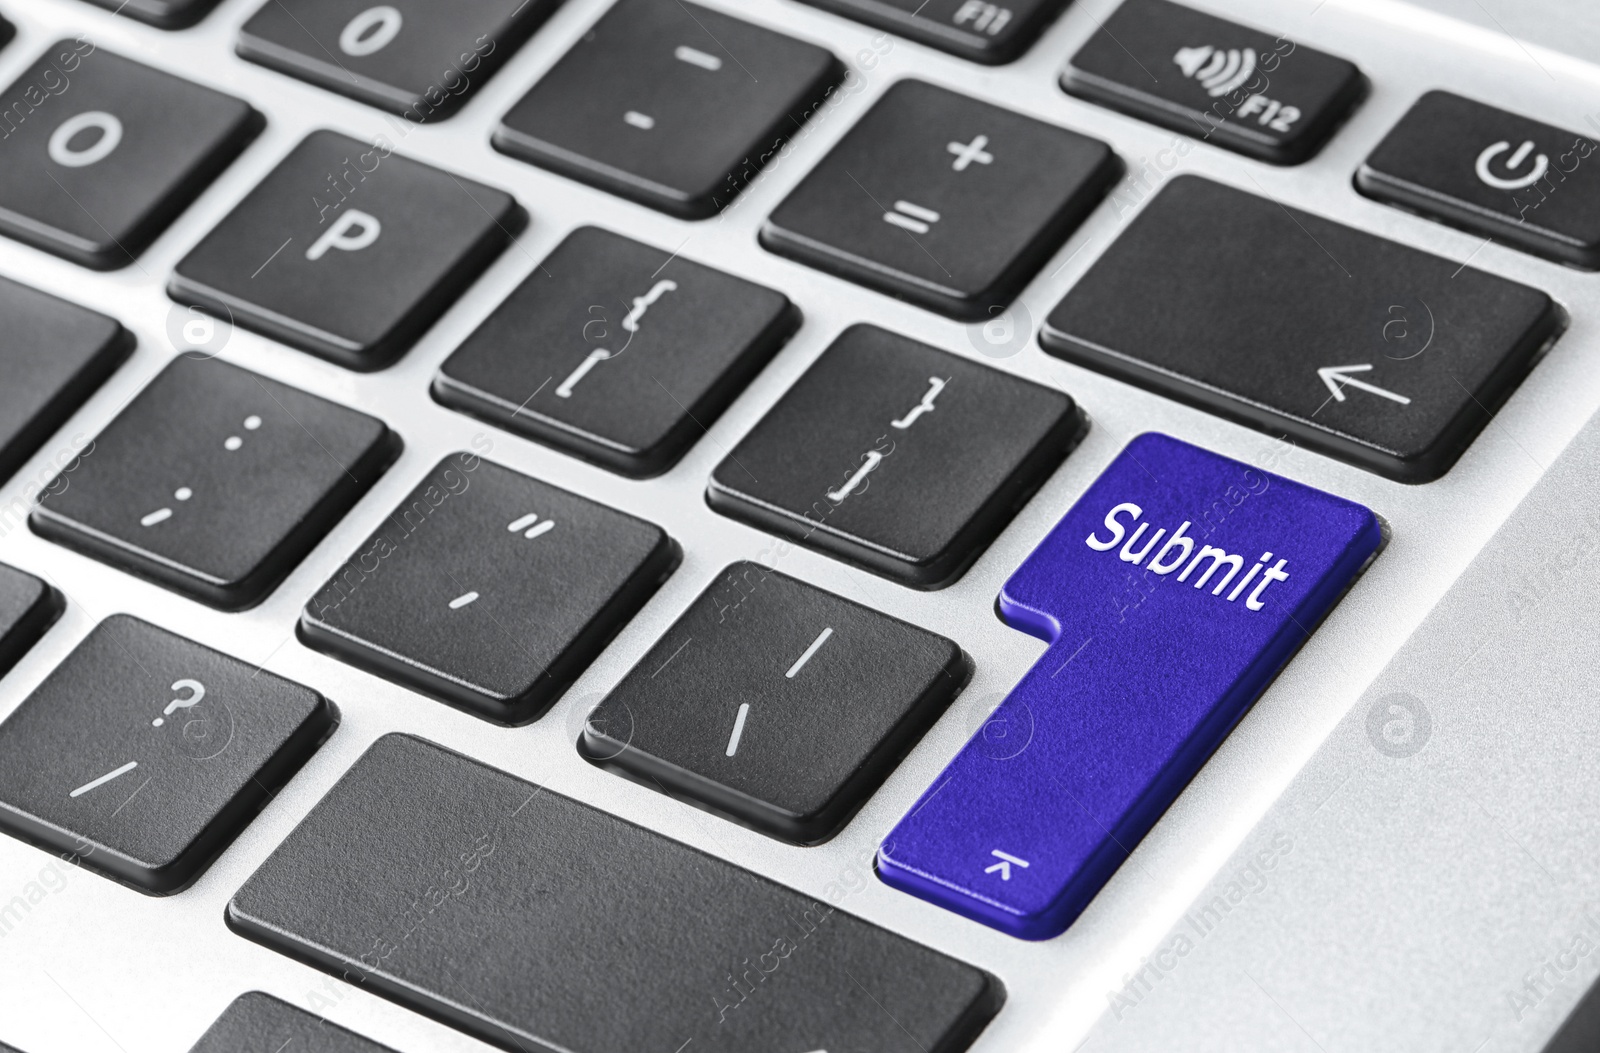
<box><xmin>0</xmin><ymin>615</ymin><xmax>334</xmax><ymax>894</ymax></box>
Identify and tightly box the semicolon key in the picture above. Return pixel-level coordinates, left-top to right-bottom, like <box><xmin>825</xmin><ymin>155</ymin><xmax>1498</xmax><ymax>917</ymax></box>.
<box><xmin>30</xmin><ymin>355</ymin><xmax>399</xmax><ymax>611</ymax></box>
<box><xmin>877</xmin><ymin>433</ymin><xmax>1383</xmax><ymax>939</ymax></box>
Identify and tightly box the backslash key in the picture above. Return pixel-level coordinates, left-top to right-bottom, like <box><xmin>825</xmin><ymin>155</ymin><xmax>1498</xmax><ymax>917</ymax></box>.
<box><xmin>877</xmin><ymin>434</ymin><xmax>1383</xmax><ymax>939</ymax></box>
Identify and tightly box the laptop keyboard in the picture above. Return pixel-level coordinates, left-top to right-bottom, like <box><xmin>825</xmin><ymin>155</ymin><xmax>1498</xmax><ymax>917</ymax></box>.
<box><xmin>0</xmin><ymin>0</ymin><xmax>1597</xmax><ymax>1049</ymax></box>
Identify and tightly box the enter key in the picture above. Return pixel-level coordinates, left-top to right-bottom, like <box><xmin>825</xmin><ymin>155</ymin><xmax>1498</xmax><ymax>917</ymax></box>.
<box><xmin>877</xmin><ymin>433</ymin><xmax>1383</xmax><ymax>939</ymax></box>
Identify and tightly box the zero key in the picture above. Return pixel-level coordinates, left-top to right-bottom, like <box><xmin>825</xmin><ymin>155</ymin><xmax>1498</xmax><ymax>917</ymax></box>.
<box><xmin>878</xmin><ymin>433</ymin><xmax>1383</xmax><ymax>939</ymax></box>
<box><xmin>1357</xmin><ymin>91</ymin><xmax>1600</xmax><ymax>270</ymax></box>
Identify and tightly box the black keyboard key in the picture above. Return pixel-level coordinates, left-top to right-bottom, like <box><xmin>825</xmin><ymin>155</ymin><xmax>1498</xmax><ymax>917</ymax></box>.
<box><xmin>796</xmin><ymin>0</ymin><xmax>1068</xmax><ymax>64</ymax></box>
<box><xmin>495</xmin><ymin>0</ymin><xmax>843</xmax><ymax>218</ymax></box>
<box><xmin>709</xmin><ymin>324</ymin><xmax>1083</xmax><ymax>588</ymax></box>
<box><xmin>581</xmin><ymin>562</ymin><xmax>968</xmax><ymax>844</ymax></box>
<box><xmin>0</xmin><ymin>277</ymin><xmax>131</xmax><ymax>486</ymax></box>
<box><xmin>229</xmin><ymin>733</ymin><xmax>1001</xmax><ymax>1052</ymax></box>
<box><xmin>1357</xmin><ymin>91</ymin><xmax>1600</xmax><ymax>270</ymax></box>
<box><xmin>0</xmin><ymin>15</ymin><xmax>12</xmax><ymax>51</ymax></box>
<box><xmin>762</xmin><ymin>79</ymin><xmax>1118</xmax><ymax>320</ymax></box>
<box><xmin>0</xmin><ymin>616</ymin><xmax>334</xmax><ymax>894</ymax></box>
<box><xmin>1041</xmin><ymin>176</ymin><xmax>1562</xmax><ymax>482</ymax></box>
<box><xmin>434</xmin><ymin>226</ymin><xmax>798</xmax><ymax>477</ymax></box>
<box><xmin>301</xmin><ymin>455</ymin><xmax>677</xmax><ymax>725</ymax></box>
<box><xmin>32</xmin><ymin>355</ymin><xmax>399</xmax><ymax>610</ymax></box>
<box><xmin>1061</xmin><ymin>0</ymin><xmax>1363</xmax><ymax>164</ymax></box>
<box><xmin>239</xmin><ymin>0</ymin><xmax>562</xmax><ymax>122</ymax></box>
<box><xmin>78</xmin><ymin>0</ymin><xmax>222</xmax><ymax>29</ymax></box>
<box><xmin>170</xmin><ymin>130</ymin><xmax>524</xmax><ymax>370</ymax></box>
<box><xmin>189</xmin><ymin>993</ymin><xmax>396</xmax><ymax>1053</ymax></box>
<box><xmin>0</xmin><ymin>42</ymin><xmax>262</xmax><ymax>268</ymax></box>
<box><xmin>0</xmin><ymin>564</ymin><xmax>61</xmax><ymax>682</ymax></box>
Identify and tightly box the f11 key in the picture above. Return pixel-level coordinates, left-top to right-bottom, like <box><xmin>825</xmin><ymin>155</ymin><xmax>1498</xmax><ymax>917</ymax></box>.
<box><xmin>793</xmin><ymin>0</ymin><xmax>1070</xmax><ymax>64</ymax></box>
<box><xmin>1041</xmin><ymin>176</ymin><xmax>1561</xmax><ymax>483</ymax></box>
<box><xmin>879</xmin><ymin>434</ymin><xmax>1382</xmax><ymax>938</ymax></box>
<box><xmin>1358</xmin><ymin>91</ymin><xmax>1600</xmax><ymax>269</ymax></box>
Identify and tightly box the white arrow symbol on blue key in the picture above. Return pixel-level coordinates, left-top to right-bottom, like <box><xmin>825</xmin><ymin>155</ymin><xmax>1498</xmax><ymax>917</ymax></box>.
<box><xmin>984</xmin><ymin>849</ymin><xmax>1030</xmax><ymax>880</ymax></box>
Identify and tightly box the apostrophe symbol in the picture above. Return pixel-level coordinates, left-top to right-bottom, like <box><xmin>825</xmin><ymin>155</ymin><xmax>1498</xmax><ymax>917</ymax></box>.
<box><xmin>1174</xmin><ymin>45</ymin><xmax>1258</xmax><ymax>97</ymax></box>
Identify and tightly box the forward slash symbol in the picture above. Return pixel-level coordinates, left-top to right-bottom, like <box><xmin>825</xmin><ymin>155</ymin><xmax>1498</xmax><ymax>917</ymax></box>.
<box><xmin>984</xmin><ymin>849</ymin><xmax>1030</xmax><ymax>881</ymax></box>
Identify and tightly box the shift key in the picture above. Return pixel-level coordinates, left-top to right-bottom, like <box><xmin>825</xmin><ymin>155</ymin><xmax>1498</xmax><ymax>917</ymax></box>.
<box><xmin>229</xmin><ymin>734</ymin><xmax>1001</xmax><ymax>1052</ymax></box>
<box><xmin>878</xmin><ymin>434</ymin><xmax>1382</xmax><ymax>940</ymax></box>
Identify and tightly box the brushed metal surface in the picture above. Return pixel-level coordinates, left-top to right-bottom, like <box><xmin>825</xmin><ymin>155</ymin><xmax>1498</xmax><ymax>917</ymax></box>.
<box><xmin>1074</xmin><ymin>394</ymin><xmax>1600</xmax><ymax>1053</ymax></box>
<box><xmin>1</xmin><ymin>0</ymin><xmax>1598</xmax><ymax>1050</ymax></box>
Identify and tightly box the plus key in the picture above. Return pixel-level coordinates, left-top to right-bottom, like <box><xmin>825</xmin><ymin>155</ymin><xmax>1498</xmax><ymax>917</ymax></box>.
<box><xmin>762</xmin><ymin>80</ymin><xmax>1118</xmax><ymax>320</ymax></box>
<box><xmin>878</xmin><ymin>434</ymin><xmax>1383</xmax><ymax>939</ymax></box>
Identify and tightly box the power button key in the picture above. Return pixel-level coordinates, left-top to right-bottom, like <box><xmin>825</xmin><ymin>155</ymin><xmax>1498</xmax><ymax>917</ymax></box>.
<box><xmin>1357</xmin><ymin>90</ymin><xmax>1600</xmax><ymax>269</ymax></box>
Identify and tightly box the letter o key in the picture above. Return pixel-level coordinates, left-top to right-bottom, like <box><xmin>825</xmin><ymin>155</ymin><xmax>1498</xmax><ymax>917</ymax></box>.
<box><xmin>48</xmin><ymin>111</ymin><xmax>124</xmax><ymax>169</ymax></box>
<box><xmin>340</xmin><ymin>5</ymin><xmax>404</xmax><ymax>57</ymax></box>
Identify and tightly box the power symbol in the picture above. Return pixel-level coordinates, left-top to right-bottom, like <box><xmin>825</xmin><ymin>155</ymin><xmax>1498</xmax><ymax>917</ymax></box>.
<box><xmin>1475</xmin><ymin>139</ymin><xmax>1548</xmax><ymax>190</ymax></box>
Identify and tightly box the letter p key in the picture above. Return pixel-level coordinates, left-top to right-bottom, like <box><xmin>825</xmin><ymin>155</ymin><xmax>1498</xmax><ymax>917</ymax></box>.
<box><xmin>877</xmin><ymin>433</ymin><xmax>1381</xmax><ymax>939</ymax></box>
<box><xmin>307</xmin><ymin>209</ymin><xmax>382</xmax><ymax>261</ymax></box>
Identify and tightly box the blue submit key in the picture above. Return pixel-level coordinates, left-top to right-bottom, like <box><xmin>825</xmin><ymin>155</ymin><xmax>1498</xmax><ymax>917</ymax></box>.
<box><xmin>878</xmin><ymin>434</ymin><xmax>1383</xmax><ymax>939</ymax></box>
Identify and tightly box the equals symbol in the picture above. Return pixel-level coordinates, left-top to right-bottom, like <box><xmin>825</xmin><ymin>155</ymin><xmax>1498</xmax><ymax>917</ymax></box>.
<box><xmin>507</xmin><ymin>513</ymin><xmax>555</xmax><ymax>540</ymax></box>
<box><xmin>884</xmin><ymin>201</ymin><xmax>940</xmax><ymax>235</ymax></box>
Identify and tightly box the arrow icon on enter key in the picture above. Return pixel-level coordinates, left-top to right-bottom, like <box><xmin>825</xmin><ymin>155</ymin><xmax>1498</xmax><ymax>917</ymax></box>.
<box><xmin>984</xmin><ymin>849</ymin><xmax>1030</xmax><ymax>881</ymax></box>
<box><xmin>1318</xmin><ymin>364</ymin><xmax>1412</xmax><ymax>405</ymax></box>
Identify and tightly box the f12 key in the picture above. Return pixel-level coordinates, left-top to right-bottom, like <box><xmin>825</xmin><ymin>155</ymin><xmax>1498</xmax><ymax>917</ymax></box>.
<box><xmin>1358</xmin><ymin>91</ymin><xmax>1600</xmax><ymax>269</ymax></box>
<box><xmin>1062</xmin><ymin>0</ymin><xmax>1363</xmax><ymax>164</ymax></box>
